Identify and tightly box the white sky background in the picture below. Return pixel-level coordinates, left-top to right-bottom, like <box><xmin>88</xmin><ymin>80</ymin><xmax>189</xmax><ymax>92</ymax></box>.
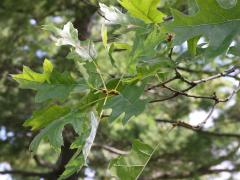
<box><xmin>0</xmin><ymin>163</ymin><xmax>11</xmax><ymax>180</ymax></box>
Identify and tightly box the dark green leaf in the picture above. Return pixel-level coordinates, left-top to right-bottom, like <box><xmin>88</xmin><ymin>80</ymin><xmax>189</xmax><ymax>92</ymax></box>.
<box><xmin>24</xmin><ymin>105</ymin><xmax>70</xmax><ymax>131</ymax></box>
<box><xmin>105</xmin><ymin>84</ymin><xmax>147</xmax><ymax>124</ymax></box>
<box><xmin>166</xmin><ymin>0</ymin><xmax>240</xmax><ymax>57</ymax></box>
<box><xmin>228</xmin><ymin>46</ymin><xmax>240</xmax><ymax>56</ymax></box>
<box><xmin>30</xmin><ymin>111</ymin><xmax>88</xmax><ymax>153</ymax></box>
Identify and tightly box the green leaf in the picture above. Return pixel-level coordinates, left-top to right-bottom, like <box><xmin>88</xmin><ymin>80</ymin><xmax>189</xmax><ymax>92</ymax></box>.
<box><xmin>34</xmin><ymin>70</ymin><xmax>82</xmax><ymax>103</ymax></box>
<box><xmin>187</xmin><ymin>36</ymin><xmax>200</xmax><ymax>56</ymax></box>
<box><xmin>216</xmin><ymin>0</ymin><xmax>237</xmax><ymax>8</ymax></box>
<box><xmin>108</xmin><ymin>42</ymin><xmax>131</xmax><ymax>67</ymax></box>
<box><xmin>24</xmin><ymin>105</ymin><xmax>71</xmax><ymax>131</ymax></box>
<box><xmin>131</xmin><ymin>26</ymin><xmax>165</xmax><ymax>62</ymax></box>
<box><xmin>101</xmin><ymin>24</ymin><xmax>108</xmax><ymax>48</ymax></box>
<box><xmin>118</xmin><ymin>0</ymin><xmax>165</xmax><ymax>24</ymax></box>
<box><xmin>30</xmin><ymin>111</ymin><xmax>88</xmax><ymax>153</ymax></box>
<box><xmin>13</xmin><ymin>60</ymin><xmax>87</xmax><ymax>102</ymax></box>
<box><xmin>188</xmin><ymin>0</ymin><xmax>198</xmax><ymax>15</ymax></box>
<box><xmin>105</xmin><ymin>84</ymin><xmax>147</xmax><ymax>124</ymax></box>
<box><xmin>109</xmin><ymin>140</ymin><xmax>154</xmax><ymax>180</ymax></box>
<box><xmin>166</xmin><ymin>0</ymin><xmax>240</xmax><ymax>57</ymax></box>
<box><xmin>137</xmin><ymin>58</ymin><xmax>175</xmax><ymax>79</ymax></box>
<box><xmin>59</xmin><ymin>154</ymin><xmax>85</xmax><ymax>180</ymax></box>
<box><xmin>43</xmin><ymin>58</ymin><xmax>54</xmax><ymax>77</ymax></box>
<box><xmin>77</xmin><ymin>61</ymin><xmax>102</xmax><ymax>89</ymax></box>
<box><xmin>60</xmin><ymin>112</ymin><xmax>99</xmax><ymax>179</ymax></box>
<box><xmin>44</xmin><ymin>22</ymin><xmax>97</xmax><ymax>60</ymax></box>
<box><xmin>228</xmin><ymin>45</ymin><xmax>240</xmax><ymax>56</ymax></box>
<box><xmin>12</xmin><ymin>59</ymin><xmax>53</xmax><ymax>85</ymax></box>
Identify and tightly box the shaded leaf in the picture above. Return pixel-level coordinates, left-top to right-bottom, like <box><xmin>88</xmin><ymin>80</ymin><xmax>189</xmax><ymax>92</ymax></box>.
<box><xmin>137</xmin><ymin>58</ymin><xmax>175</xmax><ymax>79</ymax></box>
<box><xmin>24</xmin><ymin>105</ymin><xmax>70</xmax><ymax>131</ymax></box>
<box><xmin>60</xmin><ymin>112</ymin><xmax>99</xmax><ymax>179</ymax></box>
<box><xmin>105</xmin><ymin>84</ymin><xmax>147</xmax><ymax>124</ymax></box>
<box><xmin>108</xmin><ymin>42</ymin><xmax>131</xmax><ymax>67</ymax></box>
<box><xmin>228</xmin><ymin>46</ymin><xmax>240</xmax><ymax>56</ymax></box>
<box><xmin>30</xmin><ymin>111</ymin><xmax>88</xmax><ymax>153</ymax></box>
<box><xmin>77</xmin><ymin>61</ymin><xmax>102</xmax><ymax>89</ymax></box>
<box><xmin>109</xmin><ymin>140</ymin><xmax>154</xmax><ymax>180</ymax></box>
<box><xmin>13</xmin><ymin>59</ymin><xmax>88</xmax><ymax>102</ymax></box>
<box><xmin>59</xmin><ymin>154</ymin><xmax>85</xmax><ymax>180</ymax></box>
<box><xmin>166</xmin><ymin>0</ymin><xmax>240</xmax><ymax>57</ymax></box>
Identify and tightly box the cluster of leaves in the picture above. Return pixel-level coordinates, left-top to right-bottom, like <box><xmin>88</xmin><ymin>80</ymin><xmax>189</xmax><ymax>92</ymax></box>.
<box><xmin>13</xmin><ymin>0</ymin><xmax>240</xmax><ymax>179</ymax></box>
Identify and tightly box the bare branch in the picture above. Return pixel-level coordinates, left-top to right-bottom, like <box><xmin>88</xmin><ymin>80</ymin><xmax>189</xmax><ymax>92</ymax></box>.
<box><xmin>0</xmin><ymin>170</ymin><xmax>52</xmax><ymax>178</ymax></box>
<box><xmin>156</xmin><ymin>119</ymin><xmax>240</xmax><ymax>138</ymax></box>
<box><xmin>147</xmin><ymin>75</ymin><xmax>178</xmax><ymax>91</ymax></box>
<box><xmin>93</xmin><ymin>143</ymin><xmax>129</xmax><ymax>155</ymax></box>
<box><xmin>196</xmin><ymin>101</ymin><xmax>218</xmax><ymax>127</ymax></box>
<box><xmin>149</xmin><ymin>84</ymin><xmax>196</xmax><ymax>103</ymax></box>
<box><xmin>33</xmin><ymin>155</ymin><xmax>56</xmax><ymax>169</ymax></box>
<box><xmin>193</xmin><ymin>66</ymin><xmax>240</xmax><ymax>84</ymax></box>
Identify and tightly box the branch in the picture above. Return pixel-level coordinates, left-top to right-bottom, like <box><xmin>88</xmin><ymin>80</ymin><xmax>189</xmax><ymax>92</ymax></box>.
<box><xmin>93</xmin><ymin>143</ymin><xmax>129</xmax><ymax>155</ymax></box>
<box><xmin>150</xmin><ymin>80</ymin><xmax>240</xmax><ymax>103</ymax></box>
<box><xmin>150</xmin><ymin>144</ymin><xmax>240</xmax><ymax>179</ymax></box>
<box><xmin>149</xmin><ymin>166</ymin><xmax>240</xmax><ymax>179</ymax></box>
<box><xmin>33</xmin><ymin>155</ymin><xmax>56</xmax><ymax>169</ymax></box>
<box><xmin>0</xmin><ymin>170</ymin><xmax>51</xmax><ymax>178</ymax></box>
<box><xmin>176</xmin><ymin>66</ymin><xmax>215</xmax><ymax>75</ymax></box>
<box><xmin>147</xmin><ymin>75</ymin><xmax>179</xmax><ymax>91</ymax></box>
<box><xmin>161</xmin><ymin>84</ymin><xmax>218</xmax><ymax>101</ymax></box>
<box><xmin>149</xmin><ymin>84</ymin><xmax>196</xmax><ymax>103</ymax></box>
<box><xmin>156</xmin><ymin>119</ymin><xmax>240</xmax><ymax>138</ymax></box>
<box><xmin>192</xmin><ymin>66</ymin><xmax>240</xmax><ymax>84</ymax></box>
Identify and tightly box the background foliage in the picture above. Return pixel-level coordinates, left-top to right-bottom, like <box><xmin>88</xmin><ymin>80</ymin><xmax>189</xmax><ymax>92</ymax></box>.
<box><xmin>1</xmin><ymin>0</ymin><xmax>240</xmax><ymax>179</ymax></box>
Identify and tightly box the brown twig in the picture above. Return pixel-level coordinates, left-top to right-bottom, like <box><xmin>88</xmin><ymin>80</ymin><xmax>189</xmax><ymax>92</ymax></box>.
<box><xmin>147</xmin><ymin>75</ymin><xmax>179</xmax><ymax>91</ymax></box>
<box><xmin>0</xmin><ymin>170</ymin><xmax>52</xmax><ymax>178</ymax></box>
<box><xmin>156</xmin><ymin>119</ymin><xmax>240</xmax><ymax>138</ymax></box>
<box><xmin>93</xmin><ymin>143</ymin><xmax>129</xmax><ymax>155</ymax></box>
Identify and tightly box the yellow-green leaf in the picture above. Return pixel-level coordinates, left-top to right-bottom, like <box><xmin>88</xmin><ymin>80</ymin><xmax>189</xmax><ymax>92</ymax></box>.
<box><xmin>101</xmin><ymin>24</ymin><xmax>108</xmax><ymax>48</ymax></box>
<box><xmin>118</xmin><ymin>0</ymin><xmax>165</xmax><ymax>23</ymax></box>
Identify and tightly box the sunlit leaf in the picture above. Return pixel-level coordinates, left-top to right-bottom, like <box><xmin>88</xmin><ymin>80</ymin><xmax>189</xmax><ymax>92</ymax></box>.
<box><xmin>44</xmin><ymin>22</ymin><xmax>97</xmax><ymax>60</ymax></box>
<box><xmin>119</xmin><ymin>0</ymin><xmax>165</xmax><ymax>23</ymax></box>
<box><xmin>99</xmin><ymin>3</ymin><xmax>128</xmax><ymax>24</ymax></box>
<box><xmin>13</xmin><ymin>59</ymin><xmax>88</xmax><ymax>102</ymax></box>
<box><xmin>12</xmin><ymin>59</ymin><xmax>53</xmax><ymax>85</ymax></box>
<box><xmin>101</xmin><ymin>24</ymin><xmax>108</xmax><ymax>48</ymax></box>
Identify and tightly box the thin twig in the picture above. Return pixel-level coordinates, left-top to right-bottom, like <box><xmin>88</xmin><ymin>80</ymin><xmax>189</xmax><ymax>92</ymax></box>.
<box><xmin>193</xmin><ymin>66</ymin><xmax>239</xmax><ymax>84</ymax></box>
<box><xmin>147</xmin><ymin>75</ymin><xmax>178</xmax><ymax>91</ymax></box>
<box><xmin>195</xmin><ymin>101</ymin><xmax>218</xmax><ymax>128</ymax></box>
<box><xmin>156</xmin><ymin>119</ymin><xmax>240</xmax><ymax>138</ymax></box>
<box><xmin>93</xmin><ymin>144</ymin><xmax>129</xmax><ymax>155</ymax></box>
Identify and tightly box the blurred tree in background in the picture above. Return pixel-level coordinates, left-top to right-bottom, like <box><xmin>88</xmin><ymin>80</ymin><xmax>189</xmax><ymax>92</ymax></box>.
<box><xmin>1</xmin><ymin>0</ymin><xmax>240</xmax><ymax>179</ymax></box>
